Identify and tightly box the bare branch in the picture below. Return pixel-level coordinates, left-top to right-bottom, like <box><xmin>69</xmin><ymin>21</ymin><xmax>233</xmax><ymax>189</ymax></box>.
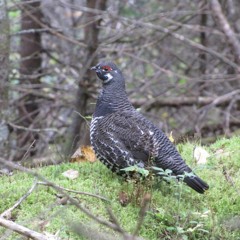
<box><xmin>14</xmin><ymin>1</ymin><xmax>86</xmax><ymax>48</ymax></box>
<box><xmin>37</xmin><ymin>181</ymin><xmax>110</xmax><ymax>202</ymax></box>
<box><xmin>210</xmin><ymin>0</ymin><xmax>240</xmax><ymax>64</ymax></box>
<box><xmin>133</xmin><ymin>194</ymin><xmax>151</xmax><ymax>236</ymax></box>
<box><xmin>0</xmin><ymin>216</ymin><xmax>57</xmax><ymax>240</ymax></box>
<box><xmin>131</xmin><ymin>89</ymin><xmax>240</xmax><ymax>110</ymax></box>
<box><xmin>105</xmin><ymin>206</ymin><xmax>126</xmax><ymax>235</ymax></box>
<box><xmin>120</xmin><ymin>17</ymin><xmax>240</xmax><ymax>71</ymax></box>
<box><xmin>7</xmin><ymin>122</ymin><xmax>58</xmax><ymax>133</ymax></box>
<box><xmin>199</xmin><ymin>89</ymin><xmax>240</xmax><ymax>114</ymax></box>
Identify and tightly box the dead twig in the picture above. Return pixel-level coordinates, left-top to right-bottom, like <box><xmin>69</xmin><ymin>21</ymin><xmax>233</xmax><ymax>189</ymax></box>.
<box><xmin>105</xmin><ymin>206</ymin><xmax>126</xmax><ymax>235</ymax></box>
<box><xmin>133</xmin><ymin>194</ymin><xmax>151</xmax><ymax>237</ymax></box>
<box><xmin>8</xmin><ymin>122</ymin><xmax>58</xmax><ymax>133</ymax></box>
<box><xmin>22</xmin><ymin>140</ymin><xmax>36</xmax><ymax>162</ymax></box>
<box><xmin>222</xmin><ymin>166</ymin><xmax>240</xmax><ymax>195</ymax></box>
<box><xmin>37</xmin><ymin>181</ymin><xmax>110</xmax><ymax>202</ymax></box>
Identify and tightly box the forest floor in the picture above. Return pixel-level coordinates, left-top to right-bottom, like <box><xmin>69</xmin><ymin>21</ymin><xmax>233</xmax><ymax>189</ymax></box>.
<box><xmin>0</xmin><ymin>136</ymin><xmax>240</xmax><ymax>240</ymax></box>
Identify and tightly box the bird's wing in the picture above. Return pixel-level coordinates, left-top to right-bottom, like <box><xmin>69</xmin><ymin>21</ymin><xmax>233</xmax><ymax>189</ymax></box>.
<box><xmin>96</xmin><ymin>110</ymin><xmax>192</xmax><ymax>172</ymax></box>
<box><xmin>93</xmin><ymin>110</ymin><xmax>155</xmax><ymax>169</ymax></box>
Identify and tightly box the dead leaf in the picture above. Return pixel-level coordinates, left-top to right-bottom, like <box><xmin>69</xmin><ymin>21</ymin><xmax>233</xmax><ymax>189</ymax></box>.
<box><xmin>39</xmin><ymin>220</ymin><xmax>49</xmax><ymax>232</ymax></box>
<box><xmin>62</xmin><ymin>169</ymin><xmax>79</xmax><ymax>180</ymax></box>
<box><xmin>70</xmin><ymin>145</ymin><xmax>96</xmax><ymax>163</ymax></box>
<box><xmin>194</xmin><ymin>146</ymin><xmax>210</xmax><ymax>164</ymax></box>
<box><xmin>65</xmin><ymin>10</ymin><xmax>82</xmax><ymax>18</ymax></box>
<box><xmin>168</xmin><ymin>131</ymin><xmax>175</xmax><ymax>143</ymax></box>
<box><xmin>57</xmin><ymin>196</ymin><xmax>69</xmax><ymax>205</ymax></box>
<box><xmin>2</xmin><ymin>211</ymin><xmax>12</xmax><ymax>220</ymax></box>
<box><xmin>215</xmin><ymin>148</ymin><xmax>230</xmax><ymax>159</ymax></box>
<box><xmin>118</xmin><ymin>191</ymin><xmax>129</xmax><ymax>207</ymax></box>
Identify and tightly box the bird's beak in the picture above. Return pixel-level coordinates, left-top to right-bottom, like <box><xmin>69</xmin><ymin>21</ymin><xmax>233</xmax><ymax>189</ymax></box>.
<box><xmin>90</xmin><ymin>66</ymin><xmax>97</xmax><ymax>70</ymax></box>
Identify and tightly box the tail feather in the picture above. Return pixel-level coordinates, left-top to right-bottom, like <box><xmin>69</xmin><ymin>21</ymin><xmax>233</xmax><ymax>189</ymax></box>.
<box><xmin>184</xmin><ymin>175</ymin><xmax>209</xmax><ymax>194</ymax></box>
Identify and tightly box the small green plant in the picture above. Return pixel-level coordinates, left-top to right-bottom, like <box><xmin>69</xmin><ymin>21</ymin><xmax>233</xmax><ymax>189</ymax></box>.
<box><xmin>121</xmin><ymin>165</ymin><xmax>150</xmax><ymax>177</ymax></box>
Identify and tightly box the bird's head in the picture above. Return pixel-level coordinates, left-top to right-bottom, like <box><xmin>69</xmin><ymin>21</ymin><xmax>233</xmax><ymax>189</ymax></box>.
<box><xmin>91</xmin><ymin>61</ymin><xmax>123</xmax><ymax>85</ymax></box>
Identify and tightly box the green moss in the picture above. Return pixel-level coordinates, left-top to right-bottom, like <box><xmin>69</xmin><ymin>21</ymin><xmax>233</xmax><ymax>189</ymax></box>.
<box><xmin>1</xmin><ymin>136</ymin><xmax>240</xmax><ymax>239</ymax></box>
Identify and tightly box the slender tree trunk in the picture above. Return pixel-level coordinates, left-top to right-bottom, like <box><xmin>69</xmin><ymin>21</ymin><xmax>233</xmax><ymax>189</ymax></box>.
<box><xmin>0</xmin><ymin>0</ymin><xmax>10</xmax><ymax>163</ymax></box>
<box><xmin>15</xmin><ymin>0</ymin><xmax>42</xmax><ymax>160</ymax></box>
<box><xmin>66</xmin><ymin>0</ymin><xmax>107</xmax><ymax>156</ymax></box>
<box><xmin>199</xmin><ymin>0</ymin><xmax>207</xmax><ymax>93</ymax></box>
<box><xmin>0</xmin><ymin>0</ymin><xmax>9</xmax><ymax>105</ymax></box>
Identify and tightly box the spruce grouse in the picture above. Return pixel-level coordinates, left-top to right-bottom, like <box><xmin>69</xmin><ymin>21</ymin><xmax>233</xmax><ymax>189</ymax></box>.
<box><xmin>90</xmin><ymin>61</ymin><xmax>209</xmax><ymax>194</ymax></box>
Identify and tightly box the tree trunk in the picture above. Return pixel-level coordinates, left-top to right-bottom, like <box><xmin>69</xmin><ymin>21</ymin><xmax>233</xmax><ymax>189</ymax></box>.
<box><xmin>15</xmin><ymin>0</ymin><xmax>42</xmax><ymax>160</ymax></box>
<box><xmin>66</xmin><ymin>0</ymin><xmax>107</xmax><ymax>156</ymax></box>
<box><xmin>0</xmin><ymin>0</ymin><xmax>10</xmax><ymax>163</ymax></box>
<box><xmin>199</xmin><ymin>1</ymin><xmax>207</xmax><ymax>77</ymax></box>
<box><xmin>0</xmin><ymin>0</ymin><xmax>9</xmax><ymax>105</ymax></box>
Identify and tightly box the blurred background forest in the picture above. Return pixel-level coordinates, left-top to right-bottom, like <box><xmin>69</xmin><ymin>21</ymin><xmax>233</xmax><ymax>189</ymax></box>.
<box><xmin>0</xmin><ymin>0</ymin><xmax>240</xmax><ymax>165</ymax></box>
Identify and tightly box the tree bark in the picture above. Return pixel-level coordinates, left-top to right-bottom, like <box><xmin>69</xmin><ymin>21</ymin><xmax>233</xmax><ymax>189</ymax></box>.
<box><xmin>0</xmin><ymin>0</ymin><xmax>9</xmax><ymax>106</ymax></box>
<box><xmin>199</xmin><ymin>1</ymin><xmax>207</xmax><ymax>81</ymax></box>
<box><xmin>15</xmin><ymin>0</ymin><xmax>42</xmax><ymax>160</ymax></box>
<box><xmin>0</xmin><ymin>216</ymin><xmax>56</xmax><ymax>240</ymax></box>
<box><xmin>0</xmin><ymin>0</ymin><xmax>10</xmax><ymax>163</ymax></box>
<box><xmin>66</xmin><ymin>0</ymin><xmax>107</xmax><ymax>156</ymax></box>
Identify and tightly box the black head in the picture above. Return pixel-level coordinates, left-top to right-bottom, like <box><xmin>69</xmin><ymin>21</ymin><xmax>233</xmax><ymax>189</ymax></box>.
<box><xmin>91</xmin><ymin>61</ymin><xmax>121</xmax><ymax>84</ymax></box>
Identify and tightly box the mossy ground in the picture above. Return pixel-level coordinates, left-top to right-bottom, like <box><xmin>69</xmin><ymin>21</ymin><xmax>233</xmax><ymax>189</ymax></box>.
<box><xmin>0</xmin><ymin>136</ymin><xmax>240</xmax><ymax>239</ymax></box>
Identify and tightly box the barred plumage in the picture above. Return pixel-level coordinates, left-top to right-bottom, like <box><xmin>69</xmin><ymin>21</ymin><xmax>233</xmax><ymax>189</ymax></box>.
<box><xmin>90</xmin><ymin>61</ymin><xmax>209</xmax><ymax>194</ymax></box>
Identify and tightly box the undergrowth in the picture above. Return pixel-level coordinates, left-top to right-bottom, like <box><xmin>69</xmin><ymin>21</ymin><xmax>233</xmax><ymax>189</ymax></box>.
<box><xmin>0</xmin><ymin>136</ymin><xmax>240</xmax><ymax>239</ymax></box>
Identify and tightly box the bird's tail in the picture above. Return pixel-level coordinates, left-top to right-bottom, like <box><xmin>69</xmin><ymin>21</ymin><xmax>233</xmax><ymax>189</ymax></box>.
<box><xmin>184</xmin><ymin>175</ymin><xmax>209</xmax><ymax>194</ymax></box>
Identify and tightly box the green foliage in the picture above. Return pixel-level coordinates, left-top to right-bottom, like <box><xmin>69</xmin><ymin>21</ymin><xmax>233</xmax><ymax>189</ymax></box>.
<box><xmin>0</xmin><ymin>137</ymin><xmax>240</xmax><ymax>239</ymax></box>
<box><xmin>8</xmin><ymin>8</ymin><xmax>21</xmax><ymax>34</ymax></box>
<box><xmin>8</xmin><ymin>10</ymin><xmax>20</xmax><ymax>19</ymax></box>
<box><xmin>178</xmin><ymin>78</ymin><xmax>187</xmax><ymax>85</ymax></box>
<box><xmin>145</xmin><ymin>64</ymin><xmax>155</xmax><ymax>77</ymax></box>
<box><xmin>121</xmin><ymin>165</ymin><xmax>150</xmax><ymax>177</ymax></box>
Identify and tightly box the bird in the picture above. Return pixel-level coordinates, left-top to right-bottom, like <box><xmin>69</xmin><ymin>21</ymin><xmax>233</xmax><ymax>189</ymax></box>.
<box><xmin>90</xmin><ymin>61</ymin><xmax>209</xmax><ymax>194</ymax></box>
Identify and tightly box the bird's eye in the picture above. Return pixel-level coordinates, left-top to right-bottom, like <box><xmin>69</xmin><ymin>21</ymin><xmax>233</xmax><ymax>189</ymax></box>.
<box><xmin>102</xmin><ymin>65</ymin><xmax>112</xmax><ymax>72</ymax></box>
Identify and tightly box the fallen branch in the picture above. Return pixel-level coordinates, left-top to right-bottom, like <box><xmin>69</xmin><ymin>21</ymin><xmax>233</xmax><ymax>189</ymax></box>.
<box><xmin>0</xmin><ymin>216</ymin><xmax>57</xmax><ymax>240</ymax></box>
<box><xmin>37</xmin><ymin>181</ymin><xmax>110</xmax><ymax>202</ymax></box>
<box><xmin>197</xmin><ymin>90</ymin><xmax>240</xmax><ymax>125</ymax></box>
<box><xmin>131</xmin><ymin>89</ymin><xmax>240</xmax><ymax>110</ymax></box>
<box><xmin>132</xmin><ymin>96</ymin><xmax>214</xmax><ymax>110</ymax></box>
